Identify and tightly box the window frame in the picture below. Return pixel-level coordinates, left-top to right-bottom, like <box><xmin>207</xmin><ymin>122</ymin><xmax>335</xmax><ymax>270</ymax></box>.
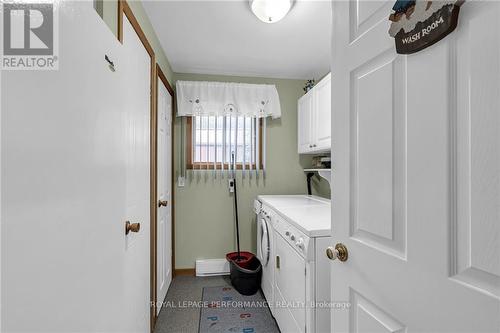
<box><xmin>186</xmin><ymin>116</ymin><xmax>264</xmax><ymax>170</ymax></box>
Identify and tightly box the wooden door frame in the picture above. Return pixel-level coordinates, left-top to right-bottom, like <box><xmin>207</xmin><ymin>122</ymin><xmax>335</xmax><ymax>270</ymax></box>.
<box><xmin>117</xmin><ymin>1</ymin><xmax>166</xmax><ymax>331</ymax></box>
<box><xmin>155</xmin><ymin>63</ymin><xmax>175</xmax><ymax>307</ymax></box>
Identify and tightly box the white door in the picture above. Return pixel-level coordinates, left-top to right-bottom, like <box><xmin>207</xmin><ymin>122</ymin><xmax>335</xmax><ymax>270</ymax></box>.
<box><xmin>259</xmin><ymin>213</ymin><xmax>274</xmax><ymax>307</ymax></box>
<box><xmin>157</xmin><ymin>77</ymin><xmax>173</xmax><ymax>310</ymax></box>
<box><xmin>122</xmin><ymin>16</ymin><xmax>151</xmax><ymax>332</ymax></box>
<box><xmin>313</xmin><ymin>73</ymin><xmax>331</xmax><ymax>151</ymax></box>
<box><xmin>298</xmin><ymin>93</ymin><xmax>314</xmax><ymax>153</ymax></box>
<box><xmin>261</xmin><ymin>218</ymin><xmax>270</xmax><ymax>267</ymax></box>
<box><xmin>1</xmin><ymin>2</ymin><xmax>141</xmax><ymax>332</ymax></box>
<box><xmin>330</xmin><ymin>1</ymin><xmax>500</xmax><ymax>332</ymax></box>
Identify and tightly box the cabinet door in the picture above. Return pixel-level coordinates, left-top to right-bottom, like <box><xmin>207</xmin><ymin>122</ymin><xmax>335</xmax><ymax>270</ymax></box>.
<box><xmin>313</xmin><ymin>73</ymin><xmax>331</xmax><ymax>151</ymax></box>
<box><xmin>298</xmin><ymin>92</ymin><xmax>314</xmax><ymax>153</ymax></box>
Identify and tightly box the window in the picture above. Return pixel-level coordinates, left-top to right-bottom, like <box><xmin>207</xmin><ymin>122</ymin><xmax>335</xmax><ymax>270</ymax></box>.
<box><xmin>186</xmin><ymin>116</ymin><xmax>263</xmax><ymax>170</ymax></box>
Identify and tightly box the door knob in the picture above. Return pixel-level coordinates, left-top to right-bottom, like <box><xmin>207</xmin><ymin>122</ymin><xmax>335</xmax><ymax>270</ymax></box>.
<box><xmin>125</xmin><ymin>221</ymin><xmax>140</xmax><ymax>235</ymax></box>
<box><xmin>158</xmin><ymin>200</ymin><xmax>168</xmax><ymax>207</ymax></box>
<box><xmin>326</xmin><ymin>243</ymin><xmax>348</xmax><ymax>262</ymax></box>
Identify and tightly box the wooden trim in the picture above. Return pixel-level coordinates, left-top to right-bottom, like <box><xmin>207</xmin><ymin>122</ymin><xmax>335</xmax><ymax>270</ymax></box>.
<box><xmin>157</xmin><ymin>65</ymin><xmax>174</xmax><ymax>96</ymax></box>
<box><xmin>156</xmin><ymin>63</ymin><xmax>176</xmax><ymax>290</ymax></box>
<box><xmin>185</xmin><ymin>116</ymin><xmax>264</xmax><ymax>170</ymax></box>
<box><xmin>186</xmin><ymin>116</ymin><xmax>193</xmax><ymax>169</ymax></box>
<box><xmin>117</xmin><ymin>0</ymin><xmax>123</xmax><ymax>43</ymax></box>
<box><xmin>259</xmin><ymin>118</ymin><xmax>264</xmax><ymax>168</ymax></box>
<box><xmin>174</xmin><ymin>268</ymin><xmax>196</xmax><ymax>277</ymax></box>
<box><xmin>118</xmin><ymin>2</ymin><xmax>157</xmax><ymax>331</ymax></box>
<box><xmin>120</xmin><ymin>0</ymin><xmax>155</xmax><ymax>57</ymax></box>
<box><xmin>150</xmin><ymin>54</ymin><xmax>158</xmax><ymax>332</ymax></box>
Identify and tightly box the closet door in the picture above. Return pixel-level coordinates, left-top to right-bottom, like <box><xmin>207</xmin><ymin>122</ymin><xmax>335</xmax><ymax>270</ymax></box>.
<box><xmin>121</xmin><ymin>15</ymin><xmax>152</xmax><ymax>333</ymax></box>
<box><xmin>157</xmin><ymin>75</ymin><xmax>173</xmax><ymax>311</ymax></box>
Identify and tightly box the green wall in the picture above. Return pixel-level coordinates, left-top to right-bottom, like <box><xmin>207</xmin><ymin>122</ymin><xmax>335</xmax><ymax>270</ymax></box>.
<box><xmin>172</xmin><ymin>73</ymin><xmax>330</xmax><ymax>269</ymax></box>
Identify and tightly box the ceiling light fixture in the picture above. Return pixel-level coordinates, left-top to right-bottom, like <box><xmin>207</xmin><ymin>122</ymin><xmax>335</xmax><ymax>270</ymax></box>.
<box><xmin>250</xmin><ymin>0</ymin><xmax>293</xmax><ymax>24</ymax></box>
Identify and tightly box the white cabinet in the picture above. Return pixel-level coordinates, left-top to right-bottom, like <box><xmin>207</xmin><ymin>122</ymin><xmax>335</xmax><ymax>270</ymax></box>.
<box><xmin>298</xmin><ymin>91</ymin><xmax>314</xmax><ymax>153</ymax></box>
<box><xmin>297</xmin><ymin>73</ymin><xmax>331</xmax><ymax>154</ymax></box>
<box><xmin>312</xmin><ymin>74</ymin><xmax>331</xmax><ymax>151</ymax></box>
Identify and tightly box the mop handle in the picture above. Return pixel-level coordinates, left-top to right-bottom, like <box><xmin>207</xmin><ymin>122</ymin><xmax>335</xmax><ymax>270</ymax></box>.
<box><xmin>232</xmin><ymin>152</ymin><xmax>241</xmax><ymax>260</ymax></box>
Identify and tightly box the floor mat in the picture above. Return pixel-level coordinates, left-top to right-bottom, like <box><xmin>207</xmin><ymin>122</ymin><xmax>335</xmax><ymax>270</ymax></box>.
<box><xmin>199</xmin><ymin>286</ymin><xmax>280</xmax><ymax>333</ymax></box>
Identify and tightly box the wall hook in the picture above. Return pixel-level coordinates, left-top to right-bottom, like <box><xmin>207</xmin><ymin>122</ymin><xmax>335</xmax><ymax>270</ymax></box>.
<box><xmin>105</xmin><ymin>54</ymin><xmax>115</xmax><ymax>72</ymax></box>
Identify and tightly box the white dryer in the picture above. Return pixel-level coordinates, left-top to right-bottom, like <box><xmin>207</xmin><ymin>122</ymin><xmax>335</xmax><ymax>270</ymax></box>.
<box><xmin>256</xmin><ymin>195</ymin><xmax>331</xmax><ymax>333</ymax></box>
<box><xmin>255</xmin><ymin>199</ymin><xmax>275</xmax><ymax>315</ymax></box>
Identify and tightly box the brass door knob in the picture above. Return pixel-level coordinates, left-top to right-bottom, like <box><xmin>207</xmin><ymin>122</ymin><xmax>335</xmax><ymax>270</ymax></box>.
<box><xmin>326</xmin><ymin>243</ymin><xmax>348</xmax><ymax>262</ymax></box>
<box><xmin>125</xmin><ymin>221</ymin><xmax>140</xmax><ymax>235</ymax></box>
<box><xmin>158</xmin><ymin>200</ymin><xmax>168</xmax><ymax>207</ymax></box>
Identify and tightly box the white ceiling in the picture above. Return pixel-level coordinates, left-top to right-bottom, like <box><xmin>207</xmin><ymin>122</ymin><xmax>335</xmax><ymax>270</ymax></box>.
<box><xmin>142</xmin><ymin>0</ymin><xmax>331</xmax><ymax>80</ymax></box>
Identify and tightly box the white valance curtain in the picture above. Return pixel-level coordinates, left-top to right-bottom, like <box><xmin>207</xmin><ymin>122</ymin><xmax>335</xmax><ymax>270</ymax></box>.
<box><xmin>176</xmin><ymin>80</ymin><xmax>281</xmax><ymax>182</ymax></box>
<box><xmin>176</xmin><ymin>80</ymin><xmax>281</xmax><ymax>119</ymax></box>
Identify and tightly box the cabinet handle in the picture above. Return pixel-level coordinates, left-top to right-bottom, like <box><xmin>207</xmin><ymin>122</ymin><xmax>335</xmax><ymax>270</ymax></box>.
<box><xmin>313</xmin><ymin>144</ymin><xmax>317</xmax><ymax>147</ymax></box>
<box><xmin>309</xmin><ymin>144</ymin><xmax>313</xmax><ymax>148</ymax></box>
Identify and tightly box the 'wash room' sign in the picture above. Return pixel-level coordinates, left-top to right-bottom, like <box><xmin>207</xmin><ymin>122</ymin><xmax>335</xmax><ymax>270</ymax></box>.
<box><xmin>389</xmin><ymin>0</ymin><xmax>464</xmax><ymax>54</ymax></box>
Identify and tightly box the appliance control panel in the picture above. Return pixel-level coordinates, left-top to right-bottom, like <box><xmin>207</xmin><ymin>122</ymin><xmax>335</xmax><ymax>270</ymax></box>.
<box><xmin>273</xmin><ymin>214</ymin><xmax>311</xmax><ymax>259</ymax></box>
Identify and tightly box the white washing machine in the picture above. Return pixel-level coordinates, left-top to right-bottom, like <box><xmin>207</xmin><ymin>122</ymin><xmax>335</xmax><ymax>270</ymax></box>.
<box><xmin>254</xmin><ymin>199</ymin><xmax>275</xmax><ymax>315</ymax></box>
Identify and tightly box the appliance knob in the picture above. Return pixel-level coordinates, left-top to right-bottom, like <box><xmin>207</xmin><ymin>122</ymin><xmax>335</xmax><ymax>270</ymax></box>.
<box><xmin>290</xmin><ymin>235</ymin><xmax>296</xmax><ymax>241</ymax></box>
<box><xmin>296</xmin><ymin>238</ymin><xmax>304</xmax><ymax>250</ymax></box>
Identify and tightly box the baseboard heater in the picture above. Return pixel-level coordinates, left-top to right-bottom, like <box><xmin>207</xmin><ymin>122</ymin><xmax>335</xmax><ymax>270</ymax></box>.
<box><xmin>195</xmin><ymin>259</ymin><xmax>230</xmax><ymax>276</ymax></box>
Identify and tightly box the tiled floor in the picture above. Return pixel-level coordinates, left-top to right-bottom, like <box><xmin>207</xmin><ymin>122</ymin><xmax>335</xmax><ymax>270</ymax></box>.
<box><xmin>154</xmin><ymin>275</ymin><xmax>232</xmax><ymax>333</ymax></box>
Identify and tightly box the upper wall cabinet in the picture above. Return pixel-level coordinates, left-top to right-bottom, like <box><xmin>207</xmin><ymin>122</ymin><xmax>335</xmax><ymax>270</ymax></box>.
<box><xmin>298</xmin><ymin>73</ymin><xmax>331</xmax><ymax>154</ymax></box>
<box><xmin>298</xmin><ymin>89</ymin><xmax>314</xmax><ymax>153</ymax></box>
